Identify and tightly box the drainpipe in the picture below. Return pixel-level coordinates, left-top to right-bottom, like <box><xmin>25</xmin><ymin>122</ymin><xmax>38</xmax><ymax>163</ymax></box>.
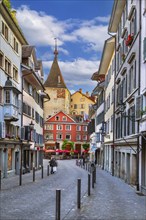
<box><xmin>108</xmin><ymin>32</ymin><xmax>116</xmax><ymax>176</ymax></box>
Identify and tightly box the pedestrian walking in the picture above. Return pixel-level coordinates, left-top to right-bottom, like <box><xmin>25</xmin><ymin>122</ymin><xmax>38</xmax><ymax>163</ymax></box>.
<box><xmin>49</xmin><ymin>156</ymin><xmax>58</xmax><ymax>174</ymax></box>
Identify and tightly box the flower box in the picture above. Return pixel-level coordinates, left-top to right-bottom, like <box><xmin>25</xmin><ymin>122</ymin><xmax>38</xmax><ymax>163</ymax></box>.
<box><xmin>125</xmin><ymin>34</ymin><xmax>134</xmax><ymax>46</ymax></box>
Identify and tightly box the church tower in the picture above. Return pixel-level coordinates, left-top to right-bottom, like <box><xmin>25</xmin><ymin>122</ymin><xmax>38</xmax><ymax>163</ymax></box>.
<box><xmin>44</xmin><ymin>39</ymin><xmax>71</xmax><ymax>120</ymax></box>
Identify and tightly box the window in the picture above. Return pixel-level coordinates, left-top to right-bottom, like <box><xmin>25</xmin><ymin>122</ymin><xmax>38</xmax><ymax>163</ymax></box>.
<box><xmin>83</xmin><ymin>135</ymin><xmax>87</xmax><ymax>141</ymax></box>
<box><xmin>46</xmin><ymin>133</ymin><xmax>53</xmax><ymax>140</ymax></box>
<box><xmin>66</xmin><ymin>125</ymin><xmax>71</xmax><ymax>130</ymax></box>
<box><xmin>80</xmin><ymin>104</ymin><xmax>85</xmax><ymax>109</ymax></box>
<box><xmin>46</xmin><ymin>124</ymin><xmax>53</xmax><ymax>130</ymax></box>
<box><xmin>76</xmin><ymin>134</ymin><xmax>81</xmax><ymax>140</ymax></box>
<box><xmin>128</xmin><ymin>60</ymin><xmax>136</xmax><ymax>94</ymax></box>
<box><xmin>56</xmin><ymin>133</ymin><xmax>62</xmax><ymax>140</ymax></box>
<box><xmin>5</xmin><ymin>58</ymin><xmax>11</xmax><ymax>76</ymax></box>
<box><xmin>111</xmin><ymin>116</ymin><xmax>113</xmax><ymax>132</ymax></box>
<box><xmin>130</xmin><ymin>9</ymin><xmax>137</xmax><ymax>36</ymax></box>
<box><xmin>13</xmin><ymin>66</ymin><xmax>18</xmax><ymax>82</ymax></box>
<box><xmin>66</xmin><ymin>134</ymin><xmax>71</xmax><ymax>140</ymax></box>
<box><xmin>0</xmin><ymin>87</ymin><xmax>3</xmax><ymax>104</ymax></box>
<box><xmin>57</xmin><ymin>125</ymin><xmax>62</xmax><ymax>130</ymax></box>
<box><xmin>74</xmin><ymin>104</ymin><xmax>77</xmax><ymax>109</ymax></box>
<box><xmin>82</xmin><ymin>126</ymin><xmax>87</xmax><ymax>131</ymax></box>
<box><xmin>13</xmin><ymin>37</ymin><xmax>19</xmax><ymax>53</ymax></box>
<box><xmin>62</xmin><ymin>116</ymin><xmax>67</xmax><ymax>121</ymax></box>
<box><xmin>32</xmin><ymin>108</ymin><xmax>34</xmax><ymax>118</ymax></box>
<box><xmin>76</xmin><ymin>125</ymin><xmax>81</xmax><ymax>131</ymax></box>
<box><xmin>5</xmin><ymin>90</ymin><xmax>10</xmax><ymax>103</ymax></box>
<box><xmin>81</xmin><ymin>111</ymin><xmax>84</xmax><ymax>115</ymax></box>
<box><xmin>56</xmin><ymin>116</ymin><xmax>60</xmax><ymax>121</ymax></box>
<box><xmin>35</xmin><ymin>111</ymin><xmax>39</xmax><ymax>123</ymax></box>
<box><xmin>0</xmin><ymin>52</ymin><xmax>4</xmax><ymax>68</ymax></box>
<box><xmin>2</xmin><ymin>21</ymin><xmax>8</xmax><ymax>41</ymax></box>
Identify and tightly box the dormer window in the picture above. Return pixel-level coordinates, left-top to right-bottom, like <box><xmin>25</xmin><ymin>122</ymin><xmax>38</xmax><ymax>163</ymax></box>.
<box><xmin>58</xmin><ymin>76</ymin><xmax>61</xmax><ymax>83</ymax></box>
<box><xmin>56</xmin><ymin>116</ymin><xmax>59</xmax><ymax>121</ymax></box>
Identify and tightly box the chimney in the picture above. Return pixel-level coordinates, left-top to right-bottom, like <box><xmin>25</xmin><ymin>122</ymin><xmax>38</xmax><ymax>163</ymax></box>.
<box><xmin>79</xmin><ymin>88</ymin><xmax>82</xmax><ymax>93</ymax></box>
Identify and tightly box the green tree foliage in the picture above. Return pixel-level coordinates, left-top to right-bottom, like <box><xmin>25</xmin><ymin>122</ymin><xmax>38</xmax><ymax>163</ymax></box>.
<box><xmin>82</xmin><ymin>143</ymin><xmax>90</xmax><ymax>150</ymax></box>
<box><xmin>3</xmin><ymin>0</ymin><xmax>11</xmax><ymax>10</ymax></box>
<box><xmin>62</xmin><ymin>140</ymin><xmax>74</xmax><ymax>150</ymax></box>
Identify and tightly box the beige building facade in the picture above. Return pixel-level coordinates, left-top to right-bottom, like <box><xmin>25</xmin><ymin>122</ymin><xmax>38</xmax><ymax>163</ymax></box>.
<box><xmin>70</xmin><ymin>89</ymin><xmax>95</xmax><ymax>117</ymax></box>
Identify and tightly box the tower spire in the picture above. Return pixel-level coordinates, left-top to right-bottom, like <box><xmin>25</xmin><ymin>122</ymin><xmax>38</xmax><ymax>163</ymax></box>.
<box><xmin>54</xmin><ymin>37</ymin><xmax>58</xmax><ymax>57</ymax></box>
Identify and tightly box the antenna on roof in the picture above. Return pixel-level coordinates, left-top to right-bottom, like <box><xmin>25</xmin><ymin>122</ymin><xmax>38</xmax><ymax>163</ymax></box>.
<box><xmin>54</xmin><ymin>37</ymin><xmax>58</xmax><ymax>57</ymax></box>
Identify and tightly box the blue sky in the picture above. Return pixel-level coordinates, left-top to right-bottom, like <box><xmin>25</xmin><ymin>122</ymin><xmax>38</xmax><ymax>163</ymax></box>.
<box><xmin>10</xmin><ymin>0</ymin><xmax>114</xmax><ymax>94</ymax></box>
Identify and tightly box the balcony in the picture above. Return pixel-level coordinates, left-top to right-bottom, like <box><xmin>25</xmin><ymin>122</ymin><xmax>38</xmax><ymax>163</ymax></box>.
<box><xmin>4</xmin><ymin>104</ymin><xmax>19</xmax><ymax>121</ymax></box>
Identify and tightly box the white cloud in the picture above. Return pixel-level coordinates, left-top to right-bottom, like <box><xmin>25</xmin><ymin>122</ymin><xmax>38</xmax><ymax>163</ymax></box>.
<box><xmin>14</xmin><ymin>5</ymin><xmax>107</xmax><ymax>92</ymax></box>
<box><xmin>15</xmin><ymin>5</ymin><xmax>109</xmax><ymax>52</ymax></box>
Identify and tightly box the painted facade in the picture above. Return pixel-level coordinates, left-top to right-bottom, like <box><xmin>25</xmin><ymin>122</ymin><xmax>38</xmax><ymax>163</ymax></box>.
<box><xmin>44</xmin><ymin>111</ymin><xmax>89</xmax><ymax>155</ymax></box>
<box><xmin>70</xmin><ymin>88</ymin><xmax>95</xmax><ymax>117</ymax></box>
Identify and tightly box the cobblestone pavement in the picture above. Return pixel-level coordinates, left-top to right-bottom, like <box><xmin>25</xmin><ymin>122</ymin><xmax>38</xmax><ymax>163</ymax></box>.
<box><xmin>0</xmin><ymin>159</ymin><xmax>146</xmax><ymax>220</ymax></box>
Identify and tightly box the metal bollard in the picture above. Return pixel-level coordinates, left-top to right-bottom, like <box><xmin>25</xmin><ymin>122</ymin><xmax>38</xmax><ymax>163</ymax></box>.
<box><xmin>41</xmin><ymin>165</ymin><xmax>43</xmax><ymax>179</ymax></box>
<box><xmin>33</xmin><ymin>167</ymin><xmax>35</xmax><ymax>182</ymax></box>
<box><xmin>19</xmin><ymin>168</ymin><xmax>22</xmax><ymax>186</ymax></box>
<box><xmin>0</xmin><ymin>170</ymin><xmax>1</xmax><ymax>190</ymax></box>
<box><xmin>88</xmin><ymin>174</ymin><xmax>91</xmax><ymax>196</ymax></box>
<box><xmin>94</xmin><ymin>166</ymin><xmax>96</xmax><ymax>183</ymax></box>
<box><xmin>77</xmin><ymin>178</ymin><xmax>81</xmax><ymax>209</ymax></box>
<box><xmin>56</xmin><ymin>189</ymin><xmax>61</xmax><ymax>220</ymax></box>
<box><xmin>47</xmin><ymin>165</ymin><xmax>50</xmax><ymax>176</ymax></box>
<box><xmin>92</xmin><ymin>171</ymin><xmax>94</xmax><ymax>188</ymax></box>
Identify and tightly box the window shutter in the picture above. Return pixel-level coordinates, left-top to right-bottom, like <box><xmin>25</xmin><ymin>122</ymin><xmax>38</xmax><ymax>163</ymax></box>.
<box><xmin>21</xmin><ymin>127</ymin><xmax>25</xmax><ymax>140</ymax></box>
<box><xmin>0</xmin><ymin>121</ymin><xmax>5</xmax><ymax>138</ymax></box>
<box><xmin>143</xmin><ymin>37</ymin><xmax>146</xmax><ymax>61</ymax></box>
<box><xmin>135</xmin><ymin>95</ymin><xmax>142</xmax><ymax>120</ymax></box>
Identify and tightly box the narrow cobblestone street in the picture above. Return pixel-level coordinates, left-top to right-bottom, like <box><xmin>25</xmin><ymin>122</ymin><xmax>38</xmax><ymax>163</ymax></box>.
<box><xmin>0</xmin><ymin>159</ymin><xmax>146</xmax><ymax>220</ymax></box>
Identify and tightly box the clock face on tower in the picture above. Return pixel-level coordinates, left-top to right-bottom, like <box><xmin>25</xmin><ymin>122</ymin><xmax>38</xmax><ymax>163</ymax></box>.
<box><xmin>57</xmin><ymin>89</ymin><xmax>65</xmax><ymax>98</ymax></box>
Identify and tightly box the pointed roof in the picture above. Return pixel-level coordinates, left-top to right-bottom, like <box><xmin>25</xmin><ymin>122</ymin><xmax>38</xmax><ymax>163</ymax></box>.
<box><xmin>44</xmin><ymin>40</ymin><xmax>67</xmax><ymax>88</ymax></box>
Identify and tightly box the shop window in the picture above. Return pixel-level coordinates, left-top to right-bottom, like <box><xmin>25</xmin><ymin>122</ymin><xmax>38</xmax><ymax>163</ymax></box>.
<box><xmin>7</xmin><ymin>148</ymin><xmax>12</xmax><ymax>170</ymax></box>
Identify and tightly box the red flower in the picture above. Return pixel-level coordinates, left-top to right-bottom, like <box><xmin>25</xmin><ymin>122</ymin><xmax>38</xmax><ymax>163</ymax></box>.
<box><xmin>125</xmin><ymin>34</ymin><xmax>134</xmax><ymax>46</ymax></box>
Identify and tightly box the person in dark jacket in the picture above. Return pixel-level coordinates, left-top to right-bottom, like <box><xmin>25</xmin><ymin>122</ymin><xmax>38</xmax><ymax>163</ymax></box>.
<box><xmin>49</xmin><ymin>157</ymin><xmax>57</xmax><ymax>174</ymax></box>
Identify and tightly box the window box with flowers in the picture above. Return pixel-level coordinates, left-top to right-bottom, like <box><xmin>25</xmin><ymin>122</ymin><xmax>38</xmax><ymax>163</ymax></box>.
<box><xmin>125</xmin><ymin>34</ymin><xmax>134</xmax><ymax>46</ymax></box>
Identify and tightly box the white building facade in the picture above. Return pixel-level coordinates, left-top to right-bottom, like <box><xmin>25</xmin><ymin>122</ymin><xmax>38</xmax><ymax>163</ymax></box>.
<box><xmin>0</xmin><ymin>1</ymin><xmax>27</xmax><ymax>177</ymax></box>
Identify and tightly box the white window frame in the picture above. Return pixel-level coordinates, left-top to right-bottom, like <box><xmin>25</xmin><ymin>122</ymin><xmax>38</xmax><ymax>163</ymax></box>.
<box><xmin>57</xmin><ymin>125</ymin><xmax>62</xmax><ymax>130</ymax></box>
<box><xmin>56</xmin><ymin>133</ymin><xmax>62</xmax><ymax>140</ymax></box>
<box><xmin>76</xmin><ymin>125</ymin><xmax>81</xmax><ymax>131</ymax></box>
<box><xmin>66</xmin><ymin>134</ymin><xmax>71</xmax><ymax>140</ymax></box>
<box><xmin>82</xmin><ymin>126</ymin><xmax>87</xmax><ymax>131</ymax></box>
<box><xmin>66</xmin><ymin>125</ymin><xmax>71</xmax><ymax>131</ymax></box>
